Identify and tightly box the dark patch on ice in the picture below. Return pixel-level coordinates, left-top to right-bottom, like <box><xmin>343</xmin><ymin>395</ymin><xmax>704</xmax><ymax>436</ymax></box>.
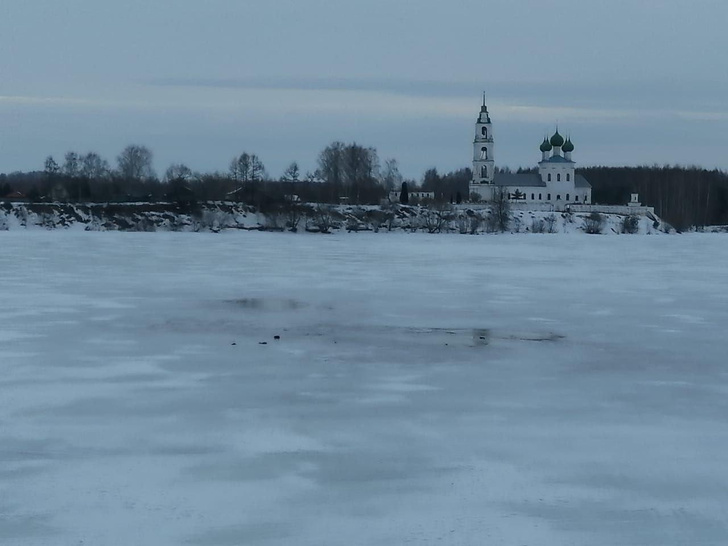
<box><xmin>150</xmin><ymin>443</ymin><xmax>222</xmax><ymax>457</ymax></box>
<box><xmin>184</xmin><ymin>522</ymin><xmax>291</xmax><ymax>545</ymax></box>
<box><xmin>227</xmin><ymin>298</ymin><xmax>306</xmax><ymax>311</ymax></box>
<box><xmin>504</xmin><ymin>496</ymin><xmax>728</xmax><ymax>543</ymax></box>
<box><xmin>308</xmin><ymin>324</ymin><xmax>564</xmax><ymax>348</ymax></box>
<box><xmin>0</xmin><ymin>512</ymin><xmax>57</xmax><ymax>540</ymax></box>
<box><xmin>183</xmin><ymin>451</ymin><xmax>318</xmax><ymax>482</ymax></box>
<box><xmin>499</xmin><ymin>331</ymin><xmax>565</xmax><ymax>342</ymax></box>
<box><xmin>0</xmin><ymin>439</ymin><xmax>60</xmax><ymax>462</ymax></box>
<box><xmin>0</xmin><ymin>464</ymin><xmax>48</xmax><ymax>481</ymax></box>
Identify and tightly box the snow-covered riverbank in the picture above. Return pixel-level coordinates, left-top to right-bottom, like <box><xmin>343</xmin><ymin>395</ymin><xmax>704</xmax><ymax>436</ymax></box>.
<box><xmin>0</xmin><ymin>201</ymin><xmax>670</xmax><ymax>234</ymax></box>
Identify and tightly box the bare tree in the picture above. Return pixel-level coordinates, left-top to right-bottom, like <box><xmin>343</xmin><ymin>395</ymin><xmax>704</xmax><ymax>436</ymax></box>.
<box><xmin>231</xmin><ymin>153</ymin><xmax>251</xmax><ymax>183</ymax></box>
<box><xmin>488</xmin><ymin>187</ymin><xmax>510</xmax><ymax>232</ymax></box>
<box><xmin>44</xmin><ymin>156</ymin><xmax>60</xmax><ymax>178</ymax></box>
<box><xmin>80</xmin><ymin>152</ymin><xmax>110</xmax><ymax>180</ymax></box>
<box><xmin>164</xmin><ymin>163</ymin><xmax>193</xmax><ymax>183</ymax></box>
<box><xmin>43</xmin><ymin>156</ymin><xmax>60</xmax><ymax>194</ymax></box>
<box><xmin>317</xmin><ymin>142</ymin><xmax>345</xmax><ymax>185</ymax></box>
<box><xmin>63</xmin><ymin>152</ymin><xmax>80</xmax><ymax>178</ymax></box>
<box><xmin>249</xmin><ymin>154</ymin><xmax>266</xmax><ymax>182</ymax></box>
<box><xmin>317</xmin><ymin>141</ymin><xmax>381</xmax><ymax>203</ymax></box>
<box><xmin>381</xmin><ymin>158</ymin><xmax>403</xmax><ymax>191</ymax></box>
<box><xmin>281</xmin><ymin>162</ymin><xmax>300</xmax><ymax>183</ymax></box>
<box><xmin>117</xmin><ymin>145</ymin><xmax>155</xmax><ymax>181</ymax></box>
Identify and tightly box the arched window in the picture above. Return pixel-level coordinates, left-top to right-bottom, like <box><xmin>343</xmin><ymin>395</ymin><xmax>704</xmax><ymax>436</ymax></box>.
<box><xmin>481</xmin><ymin>127</ymin><xmax>487</xmax><ymax>138</ymax></box>
<box><xmin>547</xmin><ymin>193</ymin><xmax>551</xmax><ymax>200</ymax></box>
<box><xmin>567</xmin><ymin>173</ymin><xmax>571</xmax><ymax>182</ymax></box>
<box><xmin>480</xmin><ymin>147</ymin><xmax>488</xmax><ymax>160</ymax></box>
<box><xmin>557</xmin><ymin>194</ymin><xmax>561</xmax><ymax>200</ymax></box>
<box><xmin>566</xmin><ymin>193</ymin><xmax>570</xmax><ymax>201</ymax></box>
<box><xmin>557</xmin><ymin>173</ymin><xmax>561</xmax><ymax>182</ymax></box>
<box><xmin>539</xmin><ymin>193</ymin><xmax>542</xmax><ymax>200</ymax></box>
<box><xmin>575</xmin><ymin>195</ymin><xmax>579</xmax><ymax>202</ymax></box>
<box><xmin>547</xmin><ymin>174</ymin><xmax>552</xmax><ymax>182</ymax></box>
<box><xmin>480</xmin><ymin>166</ymin><xmax>488</xmax><ymax>179</ymax></box>
<box><xmin>531</xmin><ymin>193</ymin><xmax>535</xmax><ymax>200</ymax></box>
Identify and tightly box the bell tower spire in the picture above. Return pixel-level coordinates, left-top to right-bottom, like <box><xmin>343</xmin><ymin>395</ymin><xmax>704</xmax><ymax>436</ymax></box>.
<box><xmin>472</xmin><ymin>93</ymin><xmax>495</xmax><ymax>186</ymax></box>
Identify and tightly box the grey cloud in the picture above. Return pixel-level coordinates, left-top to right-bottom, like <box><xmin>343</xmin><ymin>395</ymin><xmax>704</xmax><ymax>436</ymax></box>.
<box><xmin>143</xmin><ymin>76</ymin><xmax>728</xmax><ymax>113</ymax></box>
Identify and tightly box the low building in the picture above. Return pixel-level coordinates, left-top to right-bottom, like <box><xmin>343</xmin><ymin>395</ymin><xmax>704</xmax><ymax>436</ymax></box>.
<box><xmin>388</xmin><ymin>190</ymin><xmax>435</xmax><ymax>203</ymax></box>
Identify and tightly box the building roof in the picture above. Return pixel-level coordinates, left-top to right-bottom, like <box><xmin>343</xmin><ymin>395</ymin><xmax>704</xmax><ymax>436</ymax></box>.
<box><xmin>493</xmin><ymin>173</ymin><xmax>546</xmax><ymax>187</ymax></box>
<box><xmin>574</xmin><ymin>175</ymin><xmax>591</xmax><ymax>188</ymax></box>
<box><xmin>492</xmin><ymin>172</ymin><xmax>592</xmax><ymax>189</ymax></box>
<box><xmin>540</xmin><ymin>155</ymin><xmax>574</xmax><ymax>164</ymax></box>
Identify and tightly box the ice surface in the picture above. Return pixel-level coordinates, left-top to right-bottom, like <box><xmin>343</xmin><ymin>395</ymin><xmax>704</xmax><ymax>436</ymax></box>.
<box><xmin>0</xmin><ymin>231</ymin><xmax>727</xmax><ymax>545</ymax></box>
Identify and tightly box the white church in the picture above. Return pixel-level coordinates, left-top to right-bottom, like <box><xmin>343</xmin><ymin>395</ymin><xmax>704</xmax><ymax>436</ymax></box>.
<box><xmin>469</xmin><ymin>96</ymin><xmax>592</xmax><ymax>205</ymax></box>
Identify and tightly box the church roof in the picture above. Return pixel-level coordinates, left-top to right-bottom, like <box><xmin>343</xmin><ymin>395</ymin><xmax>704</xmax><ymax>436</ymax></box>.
<box><xmin>492</xmin><ymin>173</ymin><xmax>592</xmax><ymax>189</ymax></box>
<box><xmin>574</xmin><ymin>175</ymin><xmax>592</xmax><ymax>188</ymax></box>
<box><xmin>493</xmin><ymin>173</ymin><xmax>546</xmax><ymax>187</ymax></box>
<box><xmin>540</xmin><ymin>155</ymin><xmax>574</xmax><ymax>164</ymax></box>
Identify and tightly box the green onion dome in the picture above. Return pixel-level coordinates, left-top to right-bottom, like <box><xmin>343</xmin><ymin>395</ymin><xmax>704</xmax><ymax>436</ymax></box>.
<box><xmin>562</xmin><ymin>138</ymin><xmax>574</xmax><ymax>153</ymax></box>
<box><xmin>540</xmin><ymin>138</ymin><xmax>553</xmax><ymax>152</ymax></box>
<box><xmin>550</xmin><ymin>130</ymin><xmax>565</xmax><ymax>147</ymax></box>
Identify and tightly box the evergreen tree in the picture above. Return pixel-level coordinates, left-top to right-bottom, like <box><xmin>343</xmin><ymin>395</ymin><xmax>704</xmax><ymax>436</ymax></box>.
<box><xmin>400</xmin><ymin>182</ymin><xmax>409</xmax><ymax>204</ymax></box>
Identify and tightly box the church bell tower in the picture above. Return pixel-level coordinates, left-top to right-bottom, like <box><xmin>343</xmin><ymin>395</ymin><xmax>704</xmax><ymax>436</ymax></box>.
<box><xmin>472</xmin><ymin>93</ymin><xmax>495</xmax><ymax>185</ymax></box>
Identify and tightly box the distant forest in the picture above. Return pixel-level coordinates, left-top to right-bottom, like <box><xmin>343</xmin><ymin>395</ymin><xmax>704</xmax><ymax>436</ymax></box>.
<box><xmin>1</xmin><ymin>143</ymin><xmax>727</xmax><ymax>230</ymax></box>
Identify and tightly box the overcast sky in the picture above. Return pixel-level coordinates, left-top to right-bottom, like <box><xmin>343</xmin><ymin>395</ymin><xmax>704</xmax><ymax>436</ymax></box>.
<box><xmin>1</xmin><ymin>0</ymin><xmax>727</xmax><ymax>179</ymax></box>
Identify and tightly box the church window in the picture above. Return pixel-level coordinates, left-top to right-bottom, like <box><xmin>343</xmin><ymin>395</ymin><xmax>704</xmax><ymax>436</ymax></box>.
<box><xmin>531</xmin><ymin>193</ymin><xmax>534</xmax><ymax>200</ymax></box>
<box><xmin>539</xmin><ymin>193</ymin><xmax>542</xmax><ymax>200</ymax></box>
<box><xmin>557</xmin><ymin>173</ymin><xmax>561</xmax><ymax>182</ymax></box>
<box><xmin>567</xmin><ymin>173</ymin><xmax>571</xmax><ymax>182</ymax></box>
<box><xmin>547</xmin><ymin>174</ymin><xmax>551</xmax><ymax>182</ymax></box>
<box><xmin>480</xmin><ymin>147</ymin><xmax>488</xmax><ymax>160</ymax></box>
<box><xmin>480</xmin><ymin>166</ymin><xmax>488</xmax><ymax>179</ymax></box>
<box><xmin>547</xmin><ymin>193</ymin><xmax>551</xmax><ymax>200</ymax></box>
<box><xmin>566</xmin><ymin>193</ymin><xmax>570</xmax><ymax>201</ymax></box>
<box><xmin>481</xmin><ymin>127</ymin><xmax>487</xmax><ymax>137</ymax></box>
<box><xmin>575</xmin><ymin>195</ymin><xmax>579</xmax><ymax>202</ymax></box>
<box><xmin>557</xmin><ymin>194</ymin><xmax>561</xmax><ymax>200</ymax></box>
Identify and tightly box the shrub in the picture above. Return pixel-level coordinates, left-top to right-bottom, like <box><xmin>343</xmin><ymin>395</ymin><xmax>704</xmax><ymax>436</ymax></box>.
<box><xmin>544</xmin><ymin>214</ymin><xmax>558</xmax><ymax>233</ymax></box>
<box><xmin>531</xmin><ymin>218</ymin><xmax>545</xmax><ymax>233</ymax></box>
<box><xmin>307</xmin><ymin>205</ymin><xmax>335</xmax><ymax>233</ymax></box>
<box><xmin>621</xmin><ymin>214</ymin><xmax>640</xmax><ymax>234</ymax></box>
<box><xmin>584</xmin><ymin>212</ymin><xmax>604</xmax><ymax>234</ymax></box>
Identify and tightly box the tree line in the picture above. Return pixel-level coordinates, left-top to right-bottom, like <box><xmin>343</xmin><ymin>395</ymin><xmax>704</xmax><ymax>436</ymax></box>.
<box><xmin>1</xmin><ymin>145</ymin><xmax>727</xmax><ymax>228</ymax></box>
<box><xmin>581</xmin><ymin>165</ymin><xmax>728</xmax><ymax>230</ymax></box>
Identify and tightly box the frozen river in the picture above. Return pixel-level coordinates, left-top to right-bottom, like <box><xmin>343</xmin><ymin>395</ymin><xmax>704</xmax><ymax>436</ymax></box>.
<box><xmin>1</xmin><ymin>231</ymin><xmax>727</xmax><ymax>545</ymax></box>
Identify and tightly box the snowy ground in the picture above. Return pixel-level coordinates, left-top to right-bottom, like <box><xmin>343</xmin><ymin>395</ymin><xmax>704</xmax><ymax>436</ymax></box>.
<box><xmin>1</xmin><ymin>231</ymin><xmax>727</xmax><ymax>545</ymax></box>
